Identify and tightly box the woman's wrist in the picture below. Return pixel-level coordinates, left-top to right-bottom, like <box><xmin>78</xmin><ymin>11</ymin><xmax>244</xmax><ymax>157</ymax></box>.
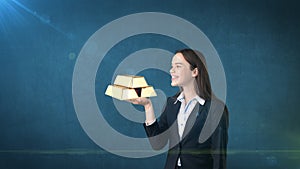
<box><xmin>143</xmin><ymin>99</ymin><xmax>155</xmax><ymax>123</ymax></box>
<box><xmin>144</xmin><ymin>100</ymin><xmax>152</xmax><ymax>110</ymax></box>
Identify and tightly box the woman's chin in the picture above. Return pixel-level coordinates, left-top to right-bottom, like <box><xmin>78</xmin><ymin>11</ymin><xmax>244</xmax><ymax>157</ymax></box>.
<box><xmin>171</xmin><ymin>82</ymin><xmax>178</xmax><ymax>86</ymax></box>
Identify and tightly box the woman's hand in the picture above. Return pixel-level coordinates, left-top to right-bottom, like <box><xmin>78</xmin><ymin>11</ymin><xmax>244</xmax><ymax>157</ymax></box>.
<box><xmin>127</xmin><ymin>97</ymin><xmax>155</xmax><ymax>123</ymax></box>
<box><xmin>128</xmin><ymin>97</ymin><xmax>151</xmax><ymax>106</ymax></box>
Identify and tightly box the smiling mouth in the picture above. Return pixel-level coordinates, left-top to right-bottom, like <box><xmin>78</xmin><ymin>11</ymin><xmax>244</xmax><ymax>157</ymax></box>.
<box><xmin>171</xmin><ymin>75</ymin><xmax>178</xmax><ymax>80</ymax></box>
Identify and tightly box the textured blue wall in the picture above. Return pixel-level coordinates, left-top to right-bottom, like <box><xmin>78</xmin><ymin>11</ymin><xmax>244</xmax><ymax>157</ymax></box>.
<box><xmin>1</xmin><ymin>0</ymin><xmax>300</xmax><ymax>168</ymax></box>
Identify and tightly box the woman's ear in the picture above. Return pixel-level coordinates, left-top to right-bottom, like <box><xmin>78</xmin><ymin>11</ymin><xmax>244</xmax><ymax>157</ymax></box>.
<box><xmin>192</xmin><ymin>68</ymin><xmax>198</xmax><ymax>77</ymax></box>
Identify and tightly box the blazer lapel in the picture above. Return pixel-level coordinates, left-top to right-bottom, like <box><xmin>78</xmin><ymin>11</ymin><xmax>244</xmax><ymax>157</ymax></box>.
<box><xmin>181</xmin><ymin>103</ymin><xmax>205</xmax><ymax>143</ymax></box>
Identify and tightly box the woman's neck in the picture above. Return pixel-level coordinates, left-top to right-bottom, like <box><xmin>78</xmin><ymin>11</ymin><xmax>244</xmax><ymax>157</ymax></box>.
<box><xmin>182</xmin><ymin>87</ymin><xmax>197</xmax><ymax>103</ymax></box>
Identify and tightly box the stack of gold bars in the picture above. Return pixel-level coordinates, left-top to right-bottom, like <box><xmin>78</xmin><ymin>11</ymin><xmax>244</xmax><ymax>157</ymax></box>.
<box><xmin>105</xmin><ymin>75</ymin><xmax>157</xmax><ymax>100</ymax></box>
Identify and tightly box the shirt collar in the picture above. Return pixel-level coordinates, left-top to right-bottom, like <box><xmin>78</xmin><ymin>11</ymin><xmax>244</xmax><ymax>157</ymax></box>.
<box><xmin>174</xmin><ymin>92</ymin><xmax>205</xmax><ymax>105</ymax></box>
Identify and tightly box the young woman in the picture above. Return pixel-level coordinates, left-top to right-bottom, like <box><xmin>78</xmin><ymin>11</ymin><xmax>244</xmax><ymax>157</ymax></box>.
<box><xmin>130</xmin><ymin>49</ymin><xmax>229</xmax><ymax>169</ymax></box>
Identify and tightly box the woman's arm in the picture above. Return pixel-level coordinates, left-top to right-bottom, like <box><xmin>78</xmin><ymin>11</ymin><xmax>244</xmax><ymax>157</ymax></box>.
<box><xmin>129</xmin><ymin>97</ymin><xmax>171</xmax><ymax>150</ymax></box>
<box><xmin>128</xmin><ymin>97</ymin><xmax>156</xmax><ymax>124</ymax></box>
<box><xmin>211</xmin><ymin>106</ymin><xmax>229</xmax><ymax>169</ymax></box>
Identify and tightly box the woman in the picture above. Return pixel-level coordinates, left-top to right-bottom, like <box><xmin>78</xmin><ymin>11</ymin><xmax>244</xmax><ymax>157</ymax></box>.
<box><xmin>130</xmin><ymin>49</ymin><xmax>229</xmax><ymax>169</ymax></box>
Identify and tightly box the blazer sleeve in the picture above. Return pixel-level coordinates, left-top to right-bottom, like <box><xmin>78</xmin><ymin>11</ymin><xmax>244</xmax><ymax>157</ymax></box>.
<box><xmin>143</xmin><ymin>97</ymin><xmax>174</xmax><ymax>150</ymax></box>
<box><xmin>211</xmin><ymin>105</ymin><xmax>229</xmax><ymax>169</ymax></box>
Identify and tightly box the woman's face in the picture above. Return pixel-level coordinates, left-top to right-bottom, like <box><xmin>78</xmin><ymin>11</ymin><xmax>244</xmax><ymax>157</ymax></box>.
<box><xmin>170</xmin><ymin>52</ymin><xmax>197</xmax><ymax>87</ymax></box>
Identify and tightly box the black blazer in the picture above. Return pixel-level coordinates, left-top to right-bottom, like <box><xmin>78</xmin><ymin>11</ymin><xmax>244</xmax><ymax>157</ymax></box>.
<box><xmin>144</xmin><ymin>96</ymin><xmax>229</xmax><ymax>169</ymax></box>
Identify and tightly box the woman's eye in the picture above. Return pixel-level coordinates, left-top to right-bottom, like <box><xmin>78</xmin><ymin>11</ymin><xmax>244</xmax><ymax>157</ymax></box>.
<box><xmin>171</xmin><ymin>65</ymin><xmax>181</xmax><ymax>69</ymax></box>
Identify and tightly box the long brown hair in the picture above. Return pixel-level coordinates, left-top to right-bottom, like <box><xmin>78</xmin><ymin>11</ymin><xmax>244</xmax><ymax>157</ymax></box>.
<box><xmin>175</xmin><ymin>49</ymin><xmax>212</xmax><ymax>100</ymax></box>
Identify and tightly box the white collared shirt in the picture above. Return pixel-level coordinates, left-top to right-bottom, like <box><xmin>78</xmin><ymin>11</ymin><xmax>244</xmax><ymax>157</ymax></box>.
<box><xmin>175</xmin><ymin>92</ymin><xmax>205</xmax><ymax>166</ymax></box>
<box><xmin>175</xmin><ymin>92</ymin><xmax>205</xmax><ymax>139</ymax></box>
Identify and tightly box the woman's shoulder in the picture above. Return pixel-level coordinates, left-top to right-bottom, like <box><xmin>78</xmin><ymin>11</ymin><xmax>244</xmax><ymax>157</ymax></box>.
<box><xmin>205</xmin><ymin>97</ymin><xmax>226</xmax><ymax>108</ymax></box>
<box><xmin>204</xmin><ymin>97</ymin><xmax>229</xmax><ymax>119</ymax></box>
<box><xmin>166</xmin><ymin>92</ymin><xmax>180</xmax><ymax>103</ymax></box>
<box><xmin>206</xmin><ymin>97</ymin><xmax>229</xmax><ymax>127</ymax></box>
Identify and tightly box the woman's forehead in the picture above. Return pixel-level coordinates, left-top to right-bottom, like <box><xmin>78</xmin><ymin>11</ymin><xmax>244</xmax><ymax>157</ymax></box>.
<box><xmin>172</xmin><ymin>53</ymin><xmax>187</xmax><ymax>64</ymax></box>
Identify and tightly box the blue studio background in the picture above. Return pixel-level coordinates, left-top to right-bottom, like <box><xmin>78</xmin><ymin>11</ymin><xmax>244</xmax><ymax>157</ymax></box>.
<box><xmin>1</xmin><ymin>0</ymin><xmax>300</xmax><ymax>169</ymax></box>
